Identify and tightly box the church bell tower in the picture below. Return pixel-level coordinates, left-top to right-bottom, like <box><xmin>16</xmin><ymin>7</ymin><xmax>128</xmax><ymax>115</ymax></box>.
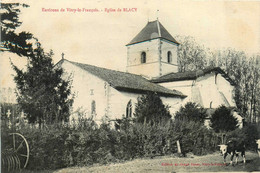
<box><xmin>126</xmin><ymin>19</ymin><xmax>179</xmax><ymax>79</ymax></box>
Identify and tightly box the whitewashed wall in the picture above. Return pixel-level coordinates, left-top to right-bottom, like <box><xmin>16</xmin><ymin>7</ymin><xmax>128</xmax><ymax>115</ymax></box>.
<box><xmin>161</xmin><ymin>96</ymin><xmax>183</xmax><ymax>116</ymax></box>
<box><xmin>158</xmin><ymin>72</ymin><xmax>236</xmax><ymax>109</ymax></box>
<box><xmin>59</xmin><ymin>61</ymin><xmax>108</xmax><ymax>122</ymax></box>
<box><xmin>126</xmin><ymin>39</ymin><xmax>178</xmax><ymax>78</ymax></box>
<box><xmin>196</xmin><ymin>73</ymin><xmax>223</xmax><ymax>108</ymax></box>
<box><xmin>196</xmin><ymin>72</ymin><xmax>236</xmax><ymax>108</ymax></box>
<box><xmin>109</xmin><ymin>88</ymin><xmax>183</xmax><ymax>120</ymax></box>
<box><xmin>127</xmin><ymin>39</ymin><xmax>160</xmax><ymax>78</ymax></box>
<box><xmin>160</xmin><ymin>40</ymin><xmax>178</xmax><ymax>75</ymax></box>
<box><xmin>159</xmin><ymin>80</ymin><xmax>194</xmax><ymax>107</ymax></box>
<box><xmin>216</xmin><ymin>74</ymin><xmax>236</xmax><ymax>107</ymax></box>
<box><xmin>108</xmin><ymin>90</ymin><xmax>139</xmax><ymax>120</ymax></box>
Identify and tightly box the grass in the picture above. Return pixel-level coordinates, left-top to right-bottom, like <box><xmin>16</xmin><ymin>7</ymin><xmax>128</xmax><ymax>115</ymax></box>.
<box><xmin>20</xmin><ymin>151</ymin><xmax>259</xmax><ymax>173</ymax></box>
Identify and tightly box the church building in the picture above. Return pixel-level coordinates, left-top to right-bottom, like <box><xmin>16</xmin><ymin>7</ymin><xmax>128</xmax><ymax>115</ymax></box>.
<box><xmin>57</xmin><ymin>19</ymin><xmax>243</xmax><ymax>127</ymax></box>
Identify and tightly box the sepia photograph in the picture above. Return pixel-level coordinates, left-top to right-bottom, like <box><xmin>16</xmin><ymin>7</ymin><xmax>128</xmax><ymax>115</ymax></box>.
<box><xmin>1</xmin><ymin>0</ymin><xmax>260</xmax><ymax>172</ymax></box>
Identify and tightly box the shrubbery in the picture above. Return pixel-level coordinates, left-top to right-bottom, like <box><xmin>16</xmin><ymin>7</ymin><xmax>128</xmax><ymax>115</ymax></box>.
<box><xmin>1</xmin><ymin>119</ymin><xmax>219</xmax><ymax>170</ymax></box>
<box><xmin>226</xmin><ymin>123</ymin><xmax>260</xmax><ymax>150</ymax></box>
<box><xmin>134</xmin><ymin>92</ymin><xmax>171</xmax><ymax>125</ymax></box>
<box><xmin>171</xmin><ymin>119</ymin><xmax>220</xmax><ymax>155</ymax></box>
<box><xmin>2</xmin><ymin>119</ymin><xmax>258</xmax><ymax>171</ymax></box>
<box><xmin>2</xmin><ymin>101</ymin><xmax>259</xmax><ymax>171</ymax></box>
<box><xmin>175</xmin><ymin>102</ymin><xmax>207</xmax><ymax>123</ymax></box>
<box><xmin>210</xmin><ymin>105</ymin><xmax>238</xmax><ymax>133</ymax></box>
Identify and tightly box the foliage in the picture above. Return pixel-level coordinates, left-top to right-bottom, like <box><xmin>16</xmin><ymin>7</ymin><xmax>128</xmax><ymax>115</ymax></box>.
<box><xmin>11</xmin><ymin>44</ymin><xmax>74</xmax><ymax>127</ymax></box>
<box><xmin>0</xmin><ymin>3</ymin><xmax>34</xmax><ymax>56</ymax></box>
<box><xmin>172</xmin><ymin>103</ymin><xmax>218</xmax><ymax>155</ymax></box>
<box><xmin>226</xmin><ymin>123</ymin><xmax>260</xmax><ymax>150</ymax></box>
<box><xmin>114</xmin><ymin>117</ymin><xmax>132</xmax><ymax>131</ymax></box>
<box><xmin>174</xmin><ymin>102</ymin><xmax>207</xmax><ymax>123</ymax></box>
<box><xmin>209</xmin><ymin>49</ymin><xmax>260</xmax><ymax>123</ymax></box>
<box><xmin>134</xmin><ymin>92</ymin><xmax>171</xmax><ymax>125</ymax></box>
<box><xmin>210</xmin><ymin>105</ymin><xmax>238</xmax><ymax>133</ymax></box>
<box><xmin>171</xmin><ymin>119</ymin><xmax>219</xmax><ymax>155</ymax></box>
<box><xmin>176</xmin><ymin>35</ymin><xmax>208</xmax><ymax>72</ymax></box>
<box><xmin>2</xmin><ymin>2</ymin><xmax>74</xmax><ymax>127</ymax></box>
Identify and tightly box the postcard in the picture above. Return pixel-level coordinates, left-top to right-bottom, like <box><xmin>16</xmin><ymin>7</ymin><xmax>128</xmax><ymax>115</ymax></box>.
<box><xmin>1</xmin><ymin>0</ymin><xmax>260</xmax><ymax>172</ymax></box>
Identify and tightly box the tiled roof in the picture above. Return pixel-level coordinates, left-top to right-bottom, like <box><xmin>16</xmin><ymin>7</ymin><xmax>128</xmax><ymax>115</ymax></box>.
<box><xmin>64</xmin><ymin>60</ymin><xmax>186</xmax><ymax>98</ymax></box>
<box><xmin>126</xmin><ymin>20</ymin><xmax>179</xmax><ymax>46</ymax></box>
<box><xmin>150</xmin><ymin>67</ymin><xmax>235</xmax><ymax>85</ymax></box>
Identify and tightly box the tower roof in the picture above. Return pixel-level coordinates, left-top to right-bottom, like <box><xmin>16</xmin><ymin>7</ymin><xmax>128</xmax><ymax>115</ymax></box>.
<box><xmin>126</xmin><ymin>20</ymin><xmax>179</xmax><ymax>46</ymax></box>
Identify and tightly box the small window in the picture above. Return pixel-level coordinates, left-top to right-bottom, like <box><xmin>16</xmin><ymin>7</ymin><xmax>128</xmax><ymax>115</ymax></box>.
<box><xmin>167</xmin><ymin>51</ymin><xmax>172</xmax><ymax>63</ymax></box>
<box><xmin>91</xmin><ymin>100</ymin><xmax>96</xmax><ymax>116</ymax></box>
<box><xmin>141</xmin><ymin>52</ymin><xmax>146</xmax><ymax>63</ymax></box>
<box><xmin>126</xmin><ymin>100</ymin><xmax>132</xmax><ymax>118</ymax></box>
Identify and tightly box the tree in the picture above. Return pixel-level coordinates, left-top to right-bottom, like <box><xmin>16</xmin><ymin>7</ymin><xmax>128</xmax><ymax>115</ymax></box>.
<box><xmin>174</xmin><ymin>102</ymin><xmax>207</xmax><ymax>124</ymax></box>
<box><xmin>210</xmin><ymin>105</ymin><xmax>238</xmax><ymax>133</ymax></box>
<box><xmin>1</xmin><ymin>3</ymin><xmax>34</xmax><ymax>56</ymax></box>
<box><xmin>209</xmin><ymin>49</ymin><xmax>260</xmax><ymax>123</ymax></box>
<box><xmin>11</xmin><ymin>43</ymin><xmax>74</xmax><ymax>127</ymax></box>
<box><xmin>134</xmin><ymin>92</ymin><xmax>171</xmax><ymax>125</ymax></box>
<box><xmin>176</xmin><ymin>35</ymin><xmax>209</xmax><ymax>72</ymax></box>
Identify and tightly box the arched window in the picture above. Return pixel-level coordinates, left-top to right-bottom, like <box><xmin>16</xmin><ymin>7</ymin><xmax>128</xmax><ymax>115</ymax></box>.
<box><xmin>91</xmin><ymin>100</ymin><xmax>96</xmax><ymax>116</ymax></box>
<box><xmin>141</xmin><ymin>52</ymin><xmax>146</xmax><ymax>63</ymax></box>
<box><xmin>167</xmin><ymin>51</ymin><xmax>172</xmax><ymax>63</ymax></box>
<box><xmin>126</xmin><ymin>100</ymin><xmax>132</xmax><ymax>118</ymax></box>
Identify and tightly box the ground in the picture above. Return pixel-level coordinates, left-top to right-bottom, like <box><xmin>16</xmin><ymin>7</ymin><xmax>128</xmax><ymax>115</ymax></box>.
<box><xmin>23</xmin><ymin>151</ymin><xmax>260</xmax><ymax>173</ymax></box>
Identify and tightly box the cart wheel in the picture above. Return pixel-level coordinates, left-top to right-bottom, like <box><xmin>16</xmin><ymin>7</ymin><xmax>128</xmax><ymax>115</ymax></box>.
<box><xmin>9</xmin><ymin>133</ymin><xmax>30</xmax><ymax>168</ymax></box>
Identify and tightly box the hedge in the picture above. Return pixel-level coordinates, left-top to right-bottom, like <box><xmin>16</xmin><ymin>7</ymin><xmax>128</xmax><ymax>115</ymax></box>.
<box><xmin>1</xmin><ymin>119</ymin><xmax>259</xmax><ymax>171</ymax></box>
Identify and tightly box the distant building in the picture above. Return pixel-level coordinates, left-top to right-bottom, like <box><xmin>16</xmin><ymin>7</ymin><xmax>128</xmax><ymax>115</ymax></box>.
<box><xmin>0</xmin><ymin>87</ymin><xmax>17</xmax><ymax>104</ymax></box>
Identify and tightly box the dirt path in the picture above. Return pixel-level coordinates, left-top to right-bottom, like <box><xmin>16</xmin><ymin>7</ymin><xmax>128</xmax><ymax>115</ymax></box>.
<box><xmin>54</xmin><ymin>152</ymin><xmax>259</xmax><ymax>173</ymax></box>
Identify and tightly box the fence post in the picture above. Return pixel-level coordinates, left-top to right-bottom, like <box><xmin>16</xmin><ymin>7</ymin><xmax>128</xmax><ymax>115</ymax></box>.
<box><xmin>177</xmin><ymin>140</ymin><xmax>182</xmax><ymax>154</ymax></box>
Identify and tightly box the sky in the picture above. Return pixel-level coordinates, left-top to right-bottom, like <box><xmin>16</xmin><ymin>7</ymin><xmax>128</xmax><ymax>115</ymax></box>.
<box><xmin>1</xmin><ymin>0</ymin><xmax>260</xmax><ymax>88</ymax></box>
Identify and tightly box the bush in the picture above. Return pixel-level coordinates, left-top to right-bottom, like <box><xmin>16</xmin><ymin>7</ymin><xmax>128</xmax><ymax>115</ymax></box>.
<box><xmin>171</xmin><ymin>119</ymin><xmax>219</xmax><ymax>156</ymax></box>
<box><xmin>174</xmin><ymin>102</ymin><xmax>207</xmax><ymax>123</ymax></box>
<box><xmin>226</xmin><ymin>123</ymin><xmax>260</xmax><ymax>150</ymax></box>
<box><xmin>172</xmin><ymin>103</ymin><xmax>220</xmax><ymax>156</ymax></box>
<box><xmin>21</xmin><ymin>126</ymin><xmax>70</xmax><ymax>170</ymax></box>
<box><xmin>134</xmin><ymin>92</ymin><xmax>171</xmax><ymax>125</ymax></box>
<box><xmin>210</xmin><ymin>105</ymin><xmax>238</xmax><ymax>133</ymax></box>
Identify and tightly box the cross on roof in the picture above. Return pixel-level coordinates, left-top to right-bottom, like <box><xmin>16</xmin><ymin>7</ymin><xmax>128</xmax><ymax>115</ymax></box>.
<box><xmin>62</xmin><ymin>52</ymin><xmax>65</xmax><ymax>59</ymax></box>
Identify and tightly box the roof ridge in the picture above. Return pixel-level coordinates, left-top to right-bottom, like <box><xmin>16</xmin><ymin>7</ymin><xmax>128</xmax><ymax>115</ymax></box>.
<box><xmin>158</xmin><ymin>66</ymin><xmax>219</xmax><ymax>77</ymax></box>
